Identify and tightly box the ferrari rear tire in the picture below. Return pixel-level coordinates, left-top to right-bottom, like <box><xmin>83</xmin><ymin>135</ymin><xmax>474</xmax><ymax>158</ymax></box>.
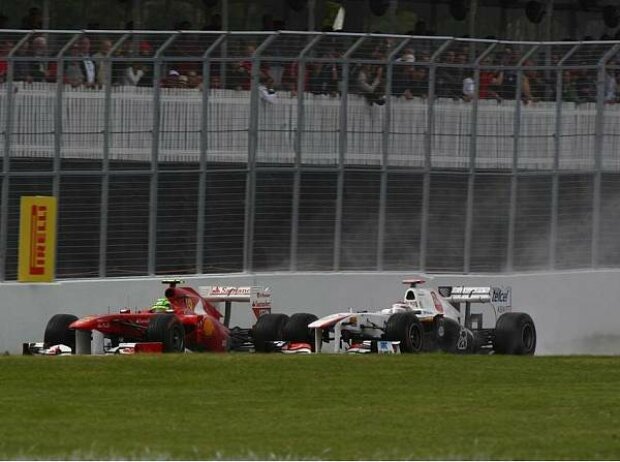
<box><xmin>493</xmin><ymin>312</ymin><xmax>536</xmax><ymax>355</ymax></box>
<box><xmin>44</xmin><ymin>314</ymin><xmax>78</xmax><ymax>352</ymax></box>
<box><xmin>252</xmin><ymin>313</ymin><xmax>289</xmax><ymax>352</ymax></box>
<box><xmin>385</xmin><ymin>312</ymin><xmax>424</xmax><ymax>353</ymax></box>
<box><xmin>283</xmin><ymin>313</ymin><xmax>318</xmax><ymax>345</ymax></box>
<box><xmin>146</xmin><ymin>314</ymin><xmax>185</xmax><ymax>353</ymax></box>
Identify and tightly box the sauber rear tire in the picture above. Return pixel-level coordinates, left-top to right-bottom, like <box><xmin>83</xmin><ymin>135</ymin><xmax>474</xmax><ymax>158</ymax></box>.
<box><xmin>493</xmin><ymin>312</ymin><xmax>536</xmax><ymax>355</ymax></box>
<box><xmin>252</xmin><ymin>313</ymin><xmax>289</xmax><ymax>352</ymax></box>
<box><xmin>283</xmin><ymin>313</ymin><xmax>318</xmax><ymax>345</ymax></box>
<box><xmin>44</xmin><ymin>314</ymin><xmax>78</xmax><ymax>352</ymax></box>
<box><xmin>385</xmin><ymin>312</ymin><xmax>424</xmax><ymax>353</ymax></box>
<box><xmin>146</xmin><ymin>314</ymin><xmax>185</xmax><ymax>353</ymax></box>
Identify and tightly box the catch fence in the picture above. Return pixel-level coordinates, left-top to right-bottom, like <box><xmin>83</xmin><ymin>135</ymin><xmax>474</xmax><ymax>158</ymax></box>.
<box><xmin>1</xmin><ymin>30</ymin><xmax>620</xmax><ymax>279</ymax></box>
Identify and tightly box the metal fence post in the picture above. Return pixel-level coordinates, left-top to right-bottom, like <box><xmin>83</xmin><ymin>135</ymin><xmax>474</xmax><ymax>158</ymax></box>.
<box><xmin>592</xmin><ymin>44</ymin><xmax>620</xmax><ymax>268</ymax></box>
<box><xmin>99</xmin><ymin>34</ymin><xmax>129</xmax><ymax>278</ymax></box>
<box><xmin>0</xmin><ymin>33</ymin><xmax>31</xmax><ymax>282</ymax></box>
<box><xmin>290</xmin><ymin>34</ymin><xmax>322</xmax><ymax>272</ymax></box>
<box><xmin>197</xmin><ymin>33</ymin><xmax>227</xmax><ymax>274</ymax></box>
<box><xmin>377</xmin><ymin>38</ymin><xmax>409</xmax><ymax>271</ymax></box>
<box><xmin>149</xmin><ymin>33</ymin><xmax>178</xmax><ymax>276</ymax></box>
<box><xmin>244</xmin><ymin>33</ymin><xmax>278</xmax><ymax>272</ymax></box>
<box><xmin>550</xmin><ymin>44</ymin><xmax>580</xmax><ymax>270</ymax></box>
<box><xmin>334</xmin><ymin>35</ymin><xmax>367</xmax><ymax>271</ymax></box>
<box><xmin>53</xmin><ymin>33</ymin><xmax>82</xmax><ymax>277</ymax></box>
<box><xmin>506</xmin><ymin>44</ymin><xmax>538</xmax><ymax>272</ymax></box>
<box><xmin>464</xmin><ymin>42</ymin><xmax>497</xmax><ymax>274</ymax></box>
<box><xmin>420</xmin><ymin>39</ymin><xmax>452</xmax><ymax>272</ymax></box>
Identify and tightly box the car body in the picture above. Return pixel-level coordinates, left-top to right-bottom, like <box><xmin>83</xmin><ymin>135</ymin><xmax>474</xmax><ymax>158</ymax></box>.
<box><xmin>24</xmin><ymin>279</ymin><xmax>279</xmax><ymax>355</ymax></box>
<box><xmin>306</xmin><ymin>278</ymin><xmax>536</xmax><ymax>355</ymax></box>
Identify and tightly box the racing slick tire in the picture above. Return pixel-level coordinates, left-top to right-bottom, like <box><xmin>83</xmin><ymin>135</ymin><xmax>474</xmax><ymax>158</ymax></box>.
<box><xmin>44</xmin><ymin>314</ymin><xmax>79</xmax><ymax>352</ymax></box>
<box><xmin>435</xmin><ymin>317</ymin><xmax>475</xmax><ymax>354</ymax></box>
<box><xmin>385</xmin><ymin>312</ymin><xmax>424</xmax><ymax>353</ymax></box>
<box><xmin>146</xmin><ymin>314</ymin><xmax>185</xmax><ymax>353</ymax></box>
<box><xmin>252</xmin><ymin>313</ymin><xmax>289</xmax><ymax>352</ymax></box>
<box><xmin>493</xmin><ymin>312</ymin><xmax>536</xmax><ymax>355</ymax></box>
<box><xmin>283</xmin><ymin>313</ymin><xmax>319</xmax><ymax>345</ymax></box>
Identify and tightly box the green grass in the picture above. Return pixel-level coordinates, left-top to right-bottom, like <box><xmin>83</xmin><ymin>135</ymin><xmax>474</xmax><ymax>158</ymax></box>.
<box><xmin>0</xmin><ymin>354</ymin><xmax>619</xmax><ymax>460</ymax></box>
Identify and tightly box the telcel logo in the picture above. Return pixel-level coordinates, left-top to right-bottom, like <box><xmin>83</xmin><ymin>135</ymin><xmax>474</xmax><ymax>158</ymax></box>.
<box><xmin>29</xmin><ymin>205</ymin><xmax>48</xmax><ymax>275</ymax></box>
<box><xmin>492</xmin><ymin>288</ymin><xmax>511</xmax><ymax>306</ymax></box>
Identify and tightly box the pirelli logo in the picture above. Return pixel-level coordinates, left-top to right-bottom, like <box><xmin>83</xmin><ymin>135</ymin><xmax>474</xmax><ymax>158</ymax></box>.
<box><xmin>18</xmin><ymin>196</ymin><xmax>57</xmax><ymax>282</ymax></box>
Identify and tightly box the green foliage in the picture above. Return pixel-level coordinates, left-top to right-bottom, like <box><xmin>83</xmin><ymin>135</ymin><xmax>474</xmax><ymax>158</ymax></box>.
<box><xmin>0</xmin><ymin>354</ymin><xmax>619</xmax><ymax>459</ymax></box>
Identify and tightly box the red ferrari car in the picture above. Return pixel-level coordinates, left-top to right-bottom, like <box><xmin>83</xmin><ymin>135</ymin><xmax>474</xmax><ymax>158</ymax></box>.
<box><xmin>24</xmin><ymin>279</ymin><xmax>316</xmax><ymax>355</ymax></box>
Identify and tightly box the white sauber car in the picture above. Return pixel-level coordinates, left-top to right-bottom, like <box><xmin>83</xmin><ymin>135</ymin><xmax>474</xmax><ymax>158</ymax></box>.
<box><xmin>305</xmin><ymin>278</ymin><xmax>536</xmax><ymax>355</ymax></box>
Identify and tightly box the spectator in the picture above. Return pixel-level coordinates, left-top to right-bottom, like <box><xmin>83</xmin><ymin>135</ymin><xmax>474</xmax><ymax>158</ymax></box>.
<box><xmin>436</xmin><ymin>50</ymin><xmax>460</xmax><ymax>99</ymax></box>
<box><xmin>562</xmin><ymin>69</ymin><xmax>579</xmax><ymax>103</ymax></box>
<box><xmin>410</xmin><ymin>67</ymin><xmax>429</xmax><ymax>98</ymax></box>
<box><xmin>357</xmin><ymin>62</ymin><xmax>385</xmax><ymax>105</ymax></box>
<box><xmin>230</xmin><ymin>44</ymin><xmax>270</xmax><ymax>91</ymax></box>
<box><xmin>0</xmin><ymin>40</ymin><xmax>13</xmax><ymax>83</ymax></box>
<box><xmin>135</xmin><ymin>41</ymin><xmax>154</xmax><ymax>87</ymax></box>
<box><xmin>162</xmin><ymin>69</ymin><xmax>185</xmax><ymax>88</ymax></box>
<box><xmin>65</xmin><ymin>44</ymin><xmax>84</xmax><ymax>87</ymax></box>
<box><xmin>0</xmin><ymin>13</ymin><xmax>8</xmax><ymax>29</ymax></box>
<box><xmin>309</xmin><ymin>49</ymin><xmax>340</xmax><ymax>96</ymax></box>
<box><xmin>123</xmin><ymin>61</ymin><xmax>144</xmax><ymax>86</ymax></box>
<box><xmin>392</xmin><ymin>50</ymin><xmax>415</xmax><ymax>98</ymax></box>
<box><xmin>77</xmin><ymin>36</ymin><xmax>97</xmax><ymax>88</ymax></box>
<box><xmin>497</xmin><ymin>48</ymin><xmax>517</xmax><ymax>99</ymax></box>
<box><xmin>24</xmin><ymin>36</ymin><xmax>56</xmax><ymax>83</ymax></box>
<box><xmin>93</xmin><ymin>38</ymin><xmax>113</xmax><ymax>88</ymax></box>
<box><xmin>462</xmin><ymin>71</ymin><xmax>475</xmax><ymax>102</ymax></box>
<box><xmin>479</xmin><ymin>62</ymin><xmax>503</xmax><ymax>101</ymax></box>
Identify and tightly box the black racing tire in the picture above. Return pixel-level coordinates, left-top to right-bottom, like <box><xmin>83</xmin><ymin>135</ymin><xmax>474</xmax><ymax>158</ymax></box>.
<box><xmin>282</xmin><ymin>313</ymin><xmax>319</xmax><ymax>345</ymax></box>
<box><xmin>385</xmin><ymin>312</ymin><xmax>424</xmax><ymax>353</ymax></box>
<box><xmin>252</xmin><ymin>313</ymin><xmax>289</xmax><ymax>352</ymax></box>
<box><xmin>435</xmin><ymin>317</ymin><xmax>476</xmax><ymax>354</ymax></box>
<box><xmin>493</xmin><ymin>312</ymin><xmax>537</xmax><ymax>355</ymax></box>
<box><xmin>435</xmin><ymin>317</ymin><xmax>461</xmax><ymax>353</ymax></box>
<box><xmin>44</xmin><ymin>314</ymin><xmax>78</xmax><ymax>352</ymax></box>
<box><xmin>146</xmin><ymin>314</ymin><xmax>185</xmax><ymax>353</ymax></box>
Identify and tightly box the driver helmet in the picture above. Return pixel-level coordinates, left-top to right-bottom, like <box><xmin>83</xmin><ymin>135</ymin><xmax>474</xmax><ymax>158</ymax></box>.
<box><xmin>152</xmin><ymin>297</ymin><xmax>171</xmax><ymax>310</ymax></box>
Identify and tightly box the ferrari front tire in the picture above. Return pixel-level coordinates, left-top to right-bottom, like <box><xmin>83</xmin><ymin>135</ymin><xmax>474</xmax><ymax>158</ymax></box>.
<box><xmin>146</xmin><ymin>314</ymin><xmax>185</xmax><ymax>353</ymax></box>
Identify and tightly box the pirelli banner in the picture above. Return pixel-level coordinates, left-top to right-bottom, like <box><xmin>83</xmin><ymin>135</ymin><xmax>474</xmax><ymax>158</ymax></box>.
<box><xmin>18</xmin><ymin>196</ymin><xmax>57</xmax><ymax>283</ymax></box>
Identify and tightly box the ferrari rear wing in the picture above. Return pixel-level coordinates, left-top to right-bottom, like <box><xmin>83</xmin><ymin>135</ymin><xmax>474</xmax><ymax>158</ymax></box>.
<box><xmin>199</xmin><ymin>286</ymin><xmax>272</xmax><ymax>320</ymax></box>
<box><xmin>440</xmin><ymin>286</ymin><xmax>511</xmax><ymax>309</ymax></box>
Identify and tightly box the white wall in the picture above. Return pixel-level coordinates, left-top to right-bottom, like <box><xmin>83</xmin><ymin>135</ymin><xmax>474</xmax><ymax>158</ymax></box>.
<box><xmin>3</xmin><ymin>270</ymin><xmax>620</xmax><ymax>355</ymax></box>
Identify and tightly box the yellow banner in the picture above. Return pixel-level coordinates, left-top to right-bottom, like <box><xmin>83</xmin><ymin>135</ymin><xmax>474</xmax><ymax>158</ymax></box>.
<box><xmin>18</xmin><ymin>196</ymin><xmax>57</xmax><ymax>283</ymax></box>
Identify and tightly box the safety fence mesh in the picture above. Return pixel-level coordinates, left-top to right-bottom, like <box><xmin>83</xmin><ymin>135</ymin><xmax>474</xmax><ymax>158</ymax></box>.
<box><xmin>1</xmin><ymin>30</ymin><xmax>620</xmax><ymax>279</ymax></box>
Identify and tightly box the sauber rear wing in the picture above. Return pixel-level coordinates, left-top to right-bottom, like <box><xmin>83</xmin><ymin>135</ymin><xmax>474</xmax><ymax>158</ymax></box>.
<box><xmin>199</xmin><ymin>286</ymin><xmax>272</xmax><ymax>324</ymax></box>
<box><xmin>440</xmin><ymin>286</ymin><xmax>512</xmax><ymax>310</ymax></box>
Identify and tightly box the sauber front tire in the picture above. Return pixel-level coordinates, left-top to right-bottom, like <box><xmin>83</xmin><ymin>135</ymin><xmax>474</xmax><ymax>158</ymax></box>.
<box><xmin>283</xmin><ymin>313</ymin><xmax>318</xmax><ymax>345</ymax></box>
<box><xmin>44</xmin><ymin>314</ymin><xmax>79</xmax><ymax>352</ymax></box>
<box><xmin>385</xmin><ymin>312</ymin><xmax>424</xmax><ymax>353</ymax></box>
<box><xmin>252</xmin><ymin>313</ymin><xmax>289</xmax><ymax>352</ymax></box>
<box><xmin>493</xmin><ymin>312</ymin><xmax>536</xmax><ymax>355</ymax></box>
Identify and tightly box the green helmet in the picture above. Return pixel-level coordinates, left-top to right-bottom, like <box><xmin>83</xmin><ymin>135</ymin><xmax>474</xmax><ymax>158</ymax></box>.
<box><xmin>152</xmin><ymin>297</ymin><xmax>171</xmax><ymax>310</ymax></box>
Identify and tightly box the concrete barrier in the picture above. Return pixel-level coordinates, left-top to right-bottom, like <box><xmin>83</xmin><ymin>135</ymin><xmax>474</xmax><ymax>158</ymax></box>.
<box><xmin>3</xmin><ymin>270</ymin><xmax>620</xmax><ymax>355</ymax></box>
